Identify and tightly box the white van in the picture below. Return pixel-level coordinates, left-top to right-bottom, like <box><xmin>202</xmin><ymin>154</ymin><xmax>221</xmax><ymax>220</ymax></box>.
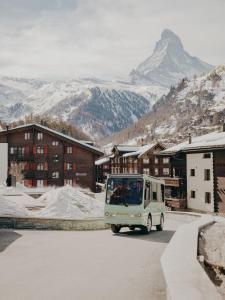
<box><xmin>105</xmin><ymin>174</ymin><xmax>165</xmax><ymax>233</ymax></box>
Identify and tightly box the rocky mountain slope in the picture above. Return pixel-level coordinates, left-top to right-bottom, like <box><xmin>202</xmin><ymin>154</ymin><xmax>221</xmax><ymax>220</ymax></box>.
<box><xmin>0</xmin><ymin>76</ymin><xmax>166</xmax><ymax>139</ymax></box>
<box><xmin>102</xmin><ymin>65</ymin><xmax>225</xmax><ymax>147</ymax></box>
<box><xmin>0</xmin><ymin>29</ymin><xmax>214</xmax><ymax>140</ymax></box>
<box><xmin>130</xmin><ymin>29</ymin><xmax>213</xmax><ymax>87</ymax></box>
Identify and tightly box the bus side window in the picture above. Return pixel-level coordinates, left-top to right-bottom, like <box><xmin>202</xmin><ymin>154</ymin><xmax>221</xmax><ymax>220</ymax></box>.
<box><xmin>161</xmin><ymin>185</ymin><xmax>165</xmax><ymax>202</ymax></box>
<box><xmin>144</xmin><ymin>181</ymin><xmax>151</xmax><ymax>208</ymax></box>
<box><xmin>152</xmin><ymin>182</ymin><xmax>157</xmax><ymax>202</ymax></box>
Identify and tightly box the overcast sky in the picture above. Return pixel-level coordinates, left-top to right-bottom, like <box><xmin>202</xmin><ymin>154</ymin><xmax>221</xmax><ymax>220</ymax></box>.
<box><xmin>0</xmin><ymin>0</ymin><xmax>224</xmax><ymax>80</ymax></box>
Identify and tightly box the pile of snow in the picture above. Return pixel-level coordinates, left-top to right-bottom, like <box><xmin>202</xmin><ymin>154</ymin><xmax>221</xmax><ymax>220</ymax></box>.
<box><xmin>35</xmin><ymin>186</ymin><xmax>104</xmax><ymax>219</ymax></box>
<box><xmin>200</xmin><ymin>218</ymin><xmax>225</xmax><ymax>297</ymax></box>
<box><xmin>0</xmin><ymin>194</ymin><xmax>30</xmax><ymax>217</ymax></box>
<box><xmin>0</xmin><ymin>186</ymin><xmax>43</xmax><ymax>208</ymax></box>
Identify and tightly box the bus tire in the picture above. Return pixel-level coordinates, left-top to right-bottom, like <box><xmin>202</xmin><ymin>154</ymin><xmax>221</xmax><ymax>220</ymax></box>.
<box><xmin>156</xmin><ymin>214</ymin><xmax>164</xmax><ymax>231</ymax></box>
<box><xmin>111</xmin><ymin>224</ymin><xmax>121</xmax><ymax>233</ymax></box>
<box><xmin>142</xmin><ymin>215</ymin><xmax>152</xmax><ymax>234</ymax></box>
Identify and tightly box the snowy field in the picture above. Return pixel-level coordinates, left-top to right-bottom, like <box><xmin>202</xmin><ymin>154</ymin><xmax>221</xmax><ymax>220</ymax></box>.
<box><xmin>0</xmin><ymin>185</ymin><xmax>105</xmax><ymax>220</ymax></box>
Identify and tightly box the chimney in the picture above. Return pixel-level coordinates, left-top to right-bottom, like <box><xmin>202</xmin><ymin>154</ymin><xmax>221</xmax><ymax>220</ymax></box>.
<box><xmin>6</xmin><ymin>125</ymin><xmax>9</xmax><ymax>131</ymax></box>
<box><xmin>188</xmin><ymin>132</ymin><xmax>192</xmax><ymax>144</ymax></box>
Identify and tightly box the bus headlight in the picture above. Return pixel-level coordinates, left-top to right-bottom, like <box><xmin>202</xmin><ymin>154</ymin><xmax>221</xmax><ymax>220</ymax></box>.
<box><xmin>134</xmin><ymin>213</ymin><xmax>142</xmax><ymax>217</ymax></box>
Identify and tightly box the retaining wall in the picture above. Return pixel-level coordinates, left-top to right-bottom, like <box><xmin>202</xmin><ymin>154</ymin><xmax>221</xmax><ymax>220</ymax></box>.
<box><xmin>0</xmin><ymin>216</ymin><xmax>109</xmax><ymax>231</ymax></box>
<box><xmin>161</xmin><ymin>213</ymin><xmax>222</xmax><ymax>300</ymax></box>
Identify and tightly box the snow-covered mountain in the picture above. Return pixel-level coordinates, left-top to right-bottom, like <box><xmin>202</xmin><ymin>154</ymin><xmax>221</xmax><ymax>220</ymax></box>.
<box><xmin>102</xmin><ymin>65</ymin><xmax>225</xmax><ymax>147</ymax></box>
<box><xmin>130</xmin><ymin>29</ymin><xmax>214</xmax><ymax>87</ymax></box>
<box><xmin>0</xmin><ymin>76</ymin><xmax>166</xmax><ymax>139</ymax></box>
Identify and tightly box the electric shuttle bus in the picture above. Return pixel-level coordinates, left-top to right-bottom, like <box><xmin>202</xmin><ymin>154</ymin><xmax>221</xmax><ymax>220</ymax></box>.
<box><xmin>105</xmin><ymin>174</ymin><xmax>165</xmax><ymax>233</ymax></box>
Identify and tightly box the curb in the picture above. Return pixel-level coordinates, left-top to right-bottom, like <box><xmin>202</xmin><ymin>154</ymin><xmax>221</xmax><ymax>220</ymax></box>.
<box><xmin>0</xmin><ymin>216</ymin><xmax>109</xmax><ymax>231</ymax></box>
<box><xmin>161</xmin><ymin>213</ymin><xmax>222</xmax><ymax>300</ymax></box>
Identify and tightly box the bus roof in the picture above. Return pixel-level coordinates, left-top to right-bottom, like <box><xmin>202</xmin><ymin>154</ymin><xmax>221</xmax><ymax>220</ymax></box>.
<box><xmin>107</xmin><ymin>174</ymin><xmax>165</xmax><ymax>184</ymax></box>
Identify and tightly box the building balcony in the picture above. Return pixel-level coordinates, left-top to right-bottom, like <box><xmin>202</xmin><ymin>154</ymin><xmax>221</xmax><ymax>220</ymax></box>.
<box><xmin>165</xmin><ymin>197</ymin><xmax>187</xmax><ymax>209</ymax></box>
<box><xmin>9</xmin><ymin>154</ymin><xmax>34</xmax><ymax>161</ymax></box>
<box><xmin>24</xmin><ymin>170</ymin><xmax>49</xmax><ymax>180</ymax></box>
<box><xmin>164</xmin><ymin>178</ymin><xmax>183</xmax><ymax>187</ymax></box>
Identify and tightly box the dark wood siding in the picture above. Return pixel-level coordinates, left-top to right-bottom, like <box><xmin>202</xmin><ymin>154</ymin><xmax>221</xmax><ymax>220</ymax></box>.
<box><xmin>213</xmin><ymin>150</ymin><xmax>225</xmax><ymax>213</ymax></box>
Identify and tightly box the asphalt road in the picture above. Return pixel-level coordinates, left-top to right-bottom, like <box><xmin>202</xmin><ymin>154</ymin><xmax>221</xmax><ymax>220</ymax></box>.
<box><xmin>0</xmin><ymin>218</ymin><xmax>186</xmax><ymax>300</ymax></box>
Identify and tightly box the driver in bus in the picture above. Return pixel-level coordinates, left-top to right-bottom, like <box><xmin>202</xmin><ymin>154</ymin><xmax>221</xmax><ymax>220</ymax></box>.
<box><xmin>111</xmin><ymin>183</ymin><xmax>129</xmax><ymax>204</ymax></box>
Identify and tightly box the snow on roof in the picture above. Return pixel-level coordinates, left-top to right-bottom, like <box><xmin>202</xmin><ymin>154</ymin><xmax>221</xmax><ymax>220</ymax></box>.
<box><xmin>1</xmin><ymin>123</ymin><xmax>103</xmax><ymax>155</ymax></box>
<box><xmin>115</xmin><ymin>145</ymin><xmax>141</xmax><ymax>152</ymax></box>
<box><xmin>162</xmin><ymin>131</ymin><xmax>225</xmax><ymax>154</ymax></box>
<box><xmin>123</xmin><ymin>143</ymin><xmax>159</xmax><ymax>158</ymax></box>
<box><xmin>95</xmin><ymin>156</ymin><xmax>111</xmax><ymax>165</ymax></box>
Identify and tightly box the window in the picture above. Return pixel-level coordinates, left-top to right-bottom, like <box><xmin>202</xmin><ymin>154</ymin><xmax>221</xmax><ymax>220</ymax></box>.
<box><xmin>66</xmin><ymin>163</ymin><xmax>73</xmax><ymax>170</ymax></box>
<box><xmin>25</xmin><ymin>132</ymin><xmax>31</xmax><ymax>140</ymax></box>
<box><xmin>205</xmin><ymin>192</ymin><xmax>211</xmax><ymax>204</ymax></box>
<box><xmin>190</xmin><ymin>169</ymin><xmax>195</xmax><ymax>176</ymax></box>
<box><xmin>37</xmin><ymin>180</ymin><xmax>44</xmax><ymax>187</ymax></box>
<box><xmin>37</xmin><ymin>163</ymin><xmax>44</xmax><ymax>171</ymax></box>
<box><xmin>163</xmin><ymin>168</ymin><xmax>170</xmax><ymax>175</ymax></box>
<box><xmin>53</xmin><ymin>154</ymin><xmax>59</xmax><ymax>162</ymax></box>
<box><xmin>17</xmin><ymin>147</ymin><xmax>25</xmax><ymax>157</ymax></box>
<box><xmin>67</xmin><ymin>146</ymin><xmax>72</xmax><ymax>154</ymax></box>
<box><xmin>37</xmin><ymin>132</ymin><xmax>43</xmax><ymax>140</ymax></box>
<box><xmin>143</xmin><ymin>158</ymin><xmax>149</xmax><ymax>164</ymax></box>
<box><xmin>36</xmin><ymin>146</ymin><xmax>44</xmax><ymax>154</ymax></box>
<box><xmin>52</xmin><ymin>141</ymin><xmax>59</xmax><ymax>146</ymax></box>
<box><xmin>10</xmin><ymin>147</ymin><xmax>17</xmax><ymax>154</ymax></box>
<box><xmin>152</xmin><ymin>182</ymin><xmax>157</xmax><ymax>201</ymax></box>
<box><xmin>144</xmin><ymin>181</ymin><xmax>151</xmax><ymax>208</ymax></box>
<box><xmin>203</xmin><ymin>153</ymin><xmax>211</xmax><ymax>159</ymax></box>
<box><xmin>52</xmin><ymin>171</ymin><xmax>59</xmax><ymax>179</ymax></box>
<box><xmin>64</xmin><ymin>179</ymin><xmax>73</xmax><ymax>186</ymax></box>
<box><xmin>204</xmin><ymin>169</ymin><xmax>211</xmax><ymax>181</ymax></box>
<box><xmin>155</xmin><ymin>168</ymin><xmax>159</xmax><ymax>176</ymax></box>
<box><xmin>154</xmin><ymin>157</ymin><xmax>159</xmax><ymax>164</ymax></box>
<box><xmin>163</xmin><ymin>157</ymin><xmax>170</xmax><ymax>164</ymax></box>
<box><xmin>191</xmin><ymin>190</ymin><xmax>196</xmax><ymax>198</ymax></box>
<box><xmin>143</xmin><ymin>168</ymin><xmax>150</xmax><ymax>175</ymax></box>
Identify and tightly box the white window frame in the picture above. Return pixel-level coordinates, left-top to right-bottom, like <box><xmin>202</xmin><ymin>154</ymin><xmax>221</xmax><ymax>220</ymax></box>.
<box><xmin>163</xmin><ymin>157</ymin><xmax>170</xmax><ymax>164</ymax></box>
<box><xmin>67</xmin><ymin>146</ymin><xmax>73</xmax><ymax>154</ymax></box>
<box><xmin>25</xmin><ymin>132</ymin><xmax>31</xmax><ymax>140</ymax></box>
<box><xmin>37</xmin><ymin>132</ymin><xmax>43</xmax><ymax>140</ymax></box>
<box><xmin>52</xmin><ymin>171</ymin><xmax>59</xmax><ymax>179</ymax></box>
<box><xmin>52</xmin><ymin>141</ymin><xmax>59</xmax><ymax>146</ymax></box>
<box><xmin>37</xmin><ymin>180</ymin><xmax>44</xmax><ymax>187</ymax></box>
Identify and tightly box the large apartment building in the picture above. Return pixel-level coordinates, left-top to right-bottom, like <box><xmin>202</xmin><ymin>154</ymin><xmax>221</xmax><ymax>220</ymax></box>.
<box><xmin>0</xmin><ymin>124</ymin><xmax>103</xmax><ymax>191</ymax></box>
<box><xmin>162</xmin><ymin>131</ymin><xmax>225</xmax><ymax>213</ymax></box>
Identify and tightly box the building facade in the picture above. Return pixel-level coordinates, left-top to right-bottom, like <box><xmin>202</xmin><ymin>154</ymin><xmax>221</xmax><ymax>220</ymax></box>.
<box><xmin>0</xmin><ymin>124</ymin><xmax>103</xmax><ymax>191</ymax></box>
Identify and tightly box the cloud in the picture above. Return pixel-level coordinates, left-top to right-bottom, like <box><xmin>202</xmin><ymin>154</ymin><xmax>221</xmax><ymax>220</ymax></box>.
<box><xmin>0</xmin><ymin>0</ymin><xmax>224</xmax><ymax>79</ymax></box>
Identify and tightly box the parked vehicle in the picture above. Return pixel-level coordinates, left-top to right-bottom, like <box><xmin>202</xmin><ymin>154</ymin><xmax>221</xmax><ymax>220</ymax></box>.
<box><xmin>105</xmin><ymin>174</ymin><xmax>165</xmax><ymax>234</ymax></box>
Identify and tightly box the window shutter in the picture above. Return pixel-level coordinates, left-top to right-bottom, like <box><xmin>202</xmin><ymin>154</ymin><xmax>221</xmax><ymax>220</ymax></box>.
<box><xmin>44</xmin><ymin>162</ymin><xmax>48</xmax><ymax>171</ymax></box>
<box><xmin>25</xmin><ymin>146</ymin><xmax>30</xmax><ymax>155</ymax></box>
<box><xmin>73</xmin><ymin>163</ymin><xmax>76</xmax><ymax>172</ymax></box>
<box><xmin>64</xmin><ymin>163</ymin><xmax>67</xmax><ymax>171</ymax></box>
<box><xmin>33</xmin><ymin>145</ymin><xmax>36</xmax><ymax>154</ymax></box>
<box><xmin>44</xmin><ymin>145</ymin><xmax>48</xmax><ymax>155</ymax></box>
<box><xmin>44</xmin><ymin>180</ymin><xmax>48</xmax><ymax>187</ymax></box>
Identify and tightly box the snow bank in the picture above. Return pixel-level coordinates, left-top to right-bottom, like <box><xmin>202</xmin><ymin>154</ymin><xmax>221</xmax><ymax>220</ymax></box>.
<box><xmin>0</xmin><ymin>186</ymin><xmax>43</xmax><ymax>208</ymax></box>
<box><xmin>35</xmin><ymin>186</ymin><xmax>104</xmax><ymax>219</ymax></box>
<box><xmin>0</xmin><ymin>194</ymin><xmax>30</xmax><ymax>217</ymax></box>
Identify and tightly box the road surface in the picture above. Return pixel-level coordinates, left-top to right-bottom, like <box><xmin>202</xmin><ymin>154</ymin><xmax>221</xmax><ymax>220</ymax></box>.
<box><xmin>0</xmin><ymin>217</ymin><xmax>186</xmax><ymax>300</ymax></box>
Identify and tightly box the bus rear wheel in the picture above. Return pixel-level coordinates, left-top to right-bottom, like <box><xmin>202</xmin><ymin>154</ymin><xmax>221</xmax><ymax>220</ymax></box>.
<box><xmin>142</xmin><ymin>215</ymin><xmax>152</xmax><ymax>234</ymax></box>
<box><xmin>111</xmin><ymin>224</ymin><xmax>121</xmax><ymax>233</ymax></box>
<box><xmin>156</xmin><ymin>214</ymin><xmax>164</xmax><ymax>231</ymax></box>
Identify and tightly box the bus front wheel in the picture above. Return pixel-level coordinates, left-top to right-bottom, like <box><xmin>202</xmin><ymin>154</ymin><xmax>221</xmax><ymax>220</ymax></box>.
<box><xmin>156</xmin><ymin>214</ymin><xmax>164</xmax><ymax>231</ymax></box>
<box><xmin>111</xmin><ymin>224</ymin><xmax>121</xmax><ymax>233</ymax></box>
<box><xmin>142</xmin><ymin>215</ymin><xmax>152</xmax><ymax>234</ymax></box>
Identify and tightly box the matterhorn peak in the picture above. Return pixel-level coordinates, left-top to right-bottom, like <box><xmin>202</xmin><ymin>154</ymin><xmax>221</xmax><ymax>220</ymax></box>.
<box><xmin>130</xmin><ymin>29</ymin><xmax>213</xmax><ymax>87</ymax></box>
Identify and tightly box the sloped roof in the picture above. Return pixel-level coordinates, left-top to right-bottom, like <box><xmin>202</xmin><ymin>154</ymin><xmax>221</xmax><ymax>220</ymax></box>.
<box><xmin>115</xmin><ymin>145</ymin><xmax>141</xmax><ymax>153</ymax></box>
<box><xmin>95</xmin><ymin>156</ymin><xmax>113</xmax><ymax>165</ymax></box>
<box><xmin>162</xmin><ymin>131</ymin><xmax>225</xmax><ymax>154</ymax></box>
<box><xmin>123</xmin><ymin>142</ymin><xmax>165</xmax><ymax>158</ymax></box>
<box><xmin>0</xmin><ymin>123</ymin><xmax>103</xmax><ymax>155</ymax></box>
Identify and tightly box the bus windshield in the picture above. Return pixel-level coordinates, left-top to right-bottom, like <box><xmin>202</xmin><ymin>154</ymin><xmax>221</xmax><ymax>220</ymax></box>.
<box><xmin>106</xmin><ymin>177</ymin><xmax>143</xmax><ymax>206</ymax></box>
